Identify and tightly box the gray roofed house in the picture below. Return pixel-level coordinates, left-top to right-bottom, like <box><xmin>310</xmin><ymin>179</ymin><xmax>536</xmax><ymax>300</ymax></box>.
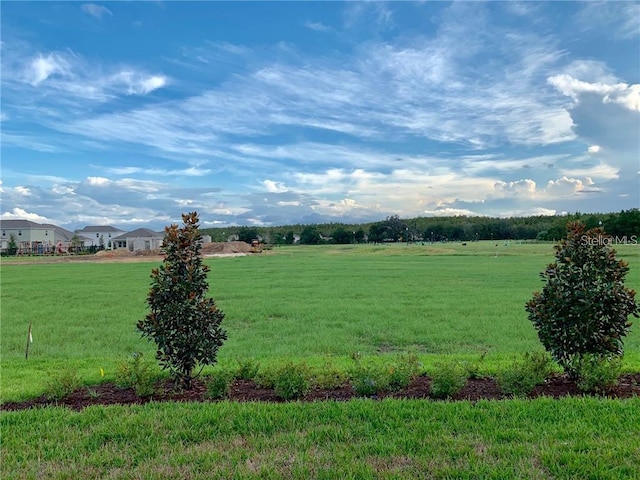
<box><xmin>75</xmin><ymin>225</ymin><xmax>127</xmax><ymax>249</ymax></box>
<box><xmin>0</xmin><ymin>219</ymin><xmax>76</xmax><ymax>253</ymax></box>
<box><xmin>112</xmin><ymin>228</ymin><xmax>164</xmax><ymax>252</ymax></box>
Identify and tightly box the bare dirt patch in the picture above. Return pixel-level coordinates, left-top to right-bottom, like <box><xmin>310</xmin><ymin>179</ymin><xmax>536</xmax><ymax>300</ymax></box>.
<box><xmin>3</xmin><ymin>374</ymin><xmax>639</xmax><ymax>411</ymax></box>
<box><xmin>1</xmin><ymin>242</ymin><xmax>257</xmax><ymax>265</ymax></box>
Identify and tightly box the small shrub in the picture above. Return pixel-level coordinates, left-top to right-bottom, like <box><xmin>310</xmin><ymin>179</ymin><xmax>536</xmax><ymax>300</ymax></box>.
<box><xmin>137</xmin><ymin>212</ymin><xmax>227</xmax><ymax>389</ymax></box>
<box><xmin>349</xmin><ymin>359</ymin><xmax>389</xmax><ymax>397</ymax></box>
<box><xmin>272</xmin><ymin>362</ymin><xmax>311</xmax><ymax>400</ymax></box>
<box><xmin>312</xmin><ymin>361</ymin><xmax>348</xmax><ymax>389</ymax></box>
<box><xmin>574</xmin><ymin>354</ymin><xmax>622</xmax><ymax>395</ymax></box>
<box><xmin>115</xmin><ymin>352</ymin><xmax>156</xmax><ymax>397</ymax></box>
<box><xmin>387</xmin><ymin>354</ymin><xmax>421</xmax><ymax>392</ymax></box>
<box><xmin>462</xmin><ymin>351</ymin><xmax>488</xmax><ymax>379</ymax></box>
<box><xmin>430</xmin><ymin>362</ymin><xmax>467</xmax><ymax>399</ymax></box>
<box><xmin>497</xmin><ymin>352</ymin><xmax>554</xmax><ymax>397</ymax></box>
<box><xmin>526</xmin><ymin>222</ymin><xmax>639</xmax><ymax>378</ymax></box>
<box><xmin>45</xmin><ymin>368</ymin><xmax>81</xmax><ymax>401</ymax></box>
<box><xmin>235</xmin><ymin>358</ymin><xmax>260</xmax><ymax>381</ymax></box>
<box><xmin>204</xmin><ymin>370</ymin><xmax>234</xmax><ymax>399</ymax></box>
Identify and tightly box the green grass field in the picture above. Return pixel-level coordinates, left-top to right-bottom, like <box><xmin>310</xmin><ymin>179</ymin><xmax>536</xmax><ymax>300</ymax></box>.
<box><xmin>2</xmin><ymin>242</ymin><xmax>639</xmax><ymax>478</ymax></box>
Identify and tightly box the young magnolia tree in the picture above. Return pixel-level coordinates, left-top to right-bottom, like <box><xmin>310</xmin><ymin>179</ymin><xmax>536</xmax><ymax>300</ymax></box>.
<box><xmin>138</xmin><ymin>212</ymin><xmax>226</xmax><ymax>388</ymax></box>
<box><xmin>526</xmin><ymin>222</ymin><xmax>638</xmax><ymax>377</ymax></box>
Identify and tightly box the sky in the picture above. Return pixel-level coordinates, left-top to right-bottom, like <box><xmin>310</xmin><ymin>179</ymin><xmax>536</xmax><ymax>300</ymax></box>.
<box><xmin>1</xmin><ymin>1</ymin><xmax>639</xmax><ymax>232</ymax></box>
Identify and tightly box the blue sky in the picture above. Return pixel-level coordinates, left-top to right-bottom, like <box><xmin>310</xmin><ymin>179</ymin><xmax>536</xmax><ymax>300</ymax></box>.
<box><xmin>1</xmin><ymin>1</ymin><xmax>638</xmax><ymax>232</ymax></box>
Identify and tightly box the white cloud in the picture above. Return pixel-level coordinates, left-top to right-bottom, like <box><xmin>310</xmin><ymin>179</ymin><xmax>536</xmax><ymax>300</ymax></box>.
<box><xmin>14</xmin><ymin>186</ymin><xmax>32</xmax><ymax>196</ymax></box>
<box><xmin>262</xmin><ymin>180</ymin><xmax>288</xmax><ymax>193</ymax></box>
<box><xmin>493</xmin><ymin>179</ymin><xmax>537</xmax><ymax>199</ymax></box>
<box><xmin>548</xmin><ymin>74</ymin><xmax>640</xmax><ymax>112</ymax></box>
<box><xmin>81</xmin><ymin>4</ymin><xmax>113</xmax><ymax>19</ymax></box>
<box><xmin>27</xmin><ymin>54</ymin><xmax>71</xmax><ymax>85</ymax></box>
<box><xmin>0</xmin><ymin>207</ymin><xmax>52</xmax><ymax>223</ymax></box>
<box><xmin>588</xmin><ymin>145</ymin><xmax>601</xmax><ymax>154</ymax></box>
<box><xmin>304</xmin><ymin>21</ymin><xmax>332</xmax><ymax>32</ymax></box>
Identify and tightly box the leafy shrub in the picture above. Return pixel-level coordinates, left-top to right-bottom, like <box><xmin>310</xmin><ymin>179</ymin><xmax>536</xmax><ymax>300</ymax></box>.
<box><xmin>311</xmin><ymin>360</ymin><xmax>348</xmax><ymax>389</ymax></box>
<box><xmin>387</xmin><ymin>354</ymin><xmax>422</xmax><ymax>392</ymax></box>
<box><xmin>497</xmin><ymin>352</ymin><xmax>554</xmax><ymax>397</ymax></box>
<box><xmin>138</xmin><ymin>212</ymin><xmax>227</xmax><ymax>389</ymax></box>
<box><xmin>235</xmin><ymin>358</ymin><xmax>260</xmax><ymax>381</ymax></box>
<box><xmin>115</xmin><ymin>351</ymin><xmax>156</xmax><ymax>397</ymax></box>
<box><xmin>573</xmin><ymin>355</ymin><xmax>622</xmax><ymax>395</ymax></box>
<box><xmin>204</xmin><ymin>370</ymin><xmax>234</xmax><ymax>399</ymax></box>
<box><xmin>45</xmin><ymin>368</ymin><xmax>81</xmax><ymax>401</ymax></box>
<box><xmin>461</xmin><ymin>351</ymin><xmax>488</xmax><ymax>379</ymax></box>
<box><xmin>349</xmin><ymin>357</ymin><xmax>389</xmax><ymax>397</ymax></box>
<box><xmin>272</xmin><ymin>362</ymin><xmax>311</xmax><ymax>400</ymax></box>
<box><xmin>430</xmin><ymin>362</ymin><xmax>467</xmax><ymax>399</ymax></box>
<box><xmin>526</xmin><ymin>222</ymin><xmax>639</xmax><ymax>378</ymax></box>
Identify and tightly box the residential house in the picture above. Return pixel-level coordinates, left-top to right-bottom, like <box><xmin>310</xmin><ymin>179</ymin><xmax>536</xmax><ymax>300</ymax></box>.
<box><xmin>0</xmin><ymin>219</ymin><xmax>76</xmax><ymax>254</ymax></box>
<box><xmin>75</xmin><ymin>225</ymin><xmax>127</xmax><ymax>249</ymax></box>
<box><xmin>112</xmin><ymin>228</ymin><xmax>164</xmax><ymax>252</ymax></box>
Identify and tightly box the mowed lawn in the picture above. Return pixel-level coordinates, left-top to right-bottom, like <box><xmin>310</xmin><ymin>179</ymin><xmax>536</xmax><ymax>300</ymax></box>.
<box><xmin>1</xmin><ymin>241</ymin><xmax>639</xmax><ymax>401</ymax></box>
<box><xmin>2</xmin><ymin>242</ymin><xmax>640</xmax><ymax>479</ymax></box>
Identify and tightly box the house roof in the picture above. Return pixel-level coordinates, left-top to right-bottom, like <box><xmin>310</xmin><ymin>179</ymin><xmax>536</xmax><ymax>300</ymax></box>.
<box><xmin>75</xmin><ymin>226</ymin><xmax>126</xmax><ymax>234</ymax></box>
<box><xmin>42</xmin><ymin>224</ymin><xmax>76</xmax><ymax>241</ymax></box>
<box><xmin>0</xmin><ymin>219</ymin><xmax>45</xmax><ymax>229</ymax></box>
<box><xmin>113</xmin><ymin>228</ymin><xmax>164</xmax><ymax>240</ymax></box>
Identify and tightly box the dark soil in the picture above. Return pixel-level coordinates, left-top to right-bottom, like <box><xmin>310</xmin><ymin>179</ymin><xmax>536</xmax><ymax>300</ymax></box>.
<box><xmin>3</xmin><ymin>374</ymin><xmax>639</xmax><ymax>412</ymax></box>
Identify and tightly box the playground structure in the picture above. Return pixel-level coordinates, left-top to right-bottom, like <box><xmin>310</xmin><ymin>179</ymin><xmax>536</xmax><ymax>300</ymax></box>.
<box><xmin>10</xmin><ymin>241</ymin><xmax>100</xmax><ymax>256</ymax></box>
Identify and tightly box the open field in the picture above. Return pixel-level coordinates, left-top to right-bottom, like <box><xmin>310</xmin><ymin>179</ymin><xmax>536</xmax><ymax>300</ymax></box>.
<box><xmin>2</xmin><ymin>241</ymin><xmax>639</xmax><ymax>401</ymax></box>
<box><xmin>2</xmin><ymin>242</ymin><xmax>640</xmax><ymax>478</ymax></box>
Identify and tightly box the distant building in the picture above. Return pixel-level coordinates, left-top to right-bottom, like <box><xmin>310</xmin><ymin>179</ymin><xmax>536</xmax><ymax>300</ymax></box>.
<box><xmin>112</xmin><ymin>228</ymin><xmax>164</xmax><ymax>251</ymax></box>
<box><xmin>75</xmin><ymin>226</ymin><xmax>127</xmax><ymax>249</ymax></box>
<box><xmin>0</xmin><ymin>219</ymin><xmax>76</xmax><ymax>254</ymax></box>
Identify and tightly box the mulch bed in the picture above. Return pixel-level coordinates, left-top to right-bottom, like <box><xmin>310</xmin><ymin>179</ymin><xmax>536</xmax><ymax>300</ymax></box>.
<box><xmin>3</xmin><ymin>374</ymin><xmax>639</xmax><ymax>412</ymax></box>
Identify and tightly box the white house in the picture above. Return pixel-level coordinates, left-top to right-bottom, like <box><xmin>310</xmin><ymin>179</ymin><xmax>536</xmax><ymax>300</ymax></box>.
<box><xmin>0</xmin><ymin>219</ymin><xmax>76</xmax><ymax>254</ymax></box>
<box><xmin>112</xmin><ymin>228</ymin><xmax>164</xmax><ymax>251</ymax></box>
<box><xmin>75</xmin><ymin>226</ymin><xmax>127</xmax><ymax>249</ymax></box>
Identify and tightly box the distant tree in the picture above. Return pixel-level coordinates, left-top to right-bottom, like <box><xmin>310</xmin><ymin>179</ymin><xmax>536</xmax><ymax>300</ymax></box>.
<box><xmin>299</xmin><ymin>226</ymin><xmax>321</xmax><ymax>245</ymax></box>
<box><xmin>354</xmin><ymin>228</ymin><xmax>366</xmax><ymax>243</ymax></box>
<box><xmin>384</xmin><ymin>215</ymin><xmax>407</xmax><ymax>242</ymax></box>
<box><xmin>237</xmin><ymin>227</ymin><xmax>259</xmax><ymax>244</ymax></box>
<box><xmin>99</xmin><ymin>235</ymin><xmax>105</xmax><ymax>250</ymax></box>
<box><xmin>7</xmin><ymin>233</ymin><xmax>18</xmax><ymax>255</ymax></box>
<box><xmin>70</xmin><ymin>234</ymin><xmax>82</xmax><ymax>253</ymax></box>
<box><xmin>285</xmin><ymin>231</ymin><xmax>295</xmax><ymax>245</ymax></box>
<box><xmin>368</xmin><ymin>223</ymin><xmax>387</xmax><ymax>243</ymax></box>
<box><xmin>332</xmin><ymin>227</ymin><xmax>353</xmax><ymax>244</ymax></box>
<box><xmin>526</xmin><ymin>222</ymin><xmax>639</xmax><ymax>378</ymax></box>
<box><xmin>137</xmin><ymin>212</ymin><xmax>227</xmax><ymax>389</ymax></box>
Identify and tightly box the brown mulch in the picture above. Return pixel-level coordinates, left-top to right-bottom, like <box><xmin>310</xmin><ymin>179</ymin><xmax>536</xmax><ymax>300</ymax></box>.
<box><xmin>3</xmin><ymin>374</ymin><xmax>639</xmax><ymax>412</ymax></box>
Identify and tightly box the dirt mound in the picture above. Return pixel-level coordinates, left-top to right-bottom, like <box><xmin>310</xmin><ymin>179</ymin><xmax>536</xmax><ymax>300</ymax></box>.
<box><xmin>201</xmin><ymin>241</ymin><xmax>254</xmax><ymax>255</ymax></box>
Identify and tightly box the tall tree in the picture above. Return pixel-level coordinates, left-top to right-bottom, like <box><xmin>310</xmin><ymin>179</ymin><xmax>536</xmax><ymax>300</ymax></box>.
<box><xmin>138</xmin><ymin>212</ymin><xmax>227</xmax><ymax>389</ymax></box>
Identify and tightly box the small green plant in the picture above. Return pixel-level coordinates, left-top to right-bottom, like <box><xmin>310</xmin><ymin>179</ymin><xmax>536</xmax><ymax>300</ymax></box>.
<box><xmin>311</xmin><ymin>359</ymin><xmax>348</xmax><ymax>389</ymax></box>
<box><xmin>387</xmin><ymin>354</ymin><xmax>421</xmax><ymax>391</ymax></box>
<box><xmin>235</xmin><ymin>358</ymin><xmax>260</xmax><ymax>381</ymax></box>
<box><xmin>349</xmin><ymin>358</ymin><xmax>389</xmax><ymax>397</ymax></box>
<box><xmin>204</xmin><ymin>370</ymin><xmax>234</xmax><ymax>399</ymax></box>
<box><xmin>497</xmin><ymin>352</ymin><xmax>554</xmax><ymax>397</ymax></box>
<box><xmin>462</xmin><ymin>351</ymin><xmax>488</xmax><ymax>379</ymax></box>
<box><xmin>115</xmin><ymin>352</ymin><xmax>156</xmax><ymax>397</ymax></box>
<box><xmin>272</xmin><ymin>362</ymin><xmax>311</xmax><ymax>400</ymax></box>
<box><xmin>44</xmin><ymin>368</ymin><xmax>81</xmax><ymax>401</ymax></box>
<box><xmin>573</xmin><ymin>354</ymin><xmax>622</xmax><ymax>395</ymax></box>
<box><xmin>430</xmin><ymin>362</ymin><xmax>467</xmax><ymax>399</ymax></box>
<box><xmin>85</xmin><ymin>387</ymin><xmax>100</xmax><ymax>399</ymax></box>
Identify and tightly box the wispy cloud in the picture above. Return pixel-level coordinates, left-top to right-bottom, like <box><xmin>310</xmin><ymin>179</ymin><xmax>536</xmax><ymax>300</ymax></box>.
<box><xmin>81</xmin><ymin>4</ymin><xmax>113</xmax><ymax>20</ymax></box>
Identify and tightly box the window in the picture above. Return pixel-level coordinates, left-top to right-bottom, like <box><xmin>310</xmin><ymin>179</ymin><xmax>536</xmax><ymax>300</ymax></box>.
<box><xmin>45</xmin><ymin>230</ymin><xmax>48</xmax><ymax>236</ymax></box>
<box><xmin>18</xmin><ymin>230</ymin><xmax>22</xmax><ymax>236</ymax></box>
<box><xmin>1</xmin><ymin>230</ymin><xmax>5</xmax><ymax>236</ymax></box>
<box><xmin>97</xmin><ymin>233</ymin><xmax>100</xmax><ymax>238</ymax></box>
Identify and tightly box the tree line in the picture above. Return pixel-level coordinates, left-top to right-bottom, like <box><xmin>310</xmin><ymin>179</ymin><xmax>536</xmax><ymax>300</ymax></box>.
<box><xmin>201</xmin><ymin>209</ymin><xmax>639</xmax><ymax>245</ymax></box>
